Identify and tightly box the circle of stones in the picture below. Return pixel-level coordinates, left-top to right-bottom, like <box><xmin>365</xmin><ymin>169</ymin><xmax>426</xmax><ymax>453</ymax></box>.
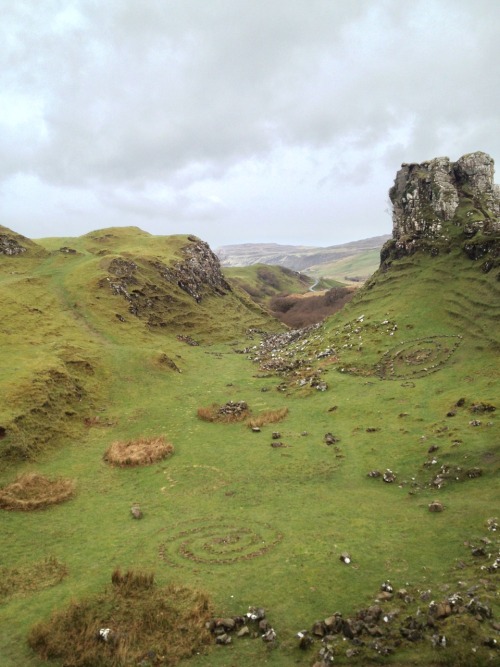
<box><xmin>158</xmin><ymin>520</ymin><xmax>283</xmax><ymax>567</ymax></box>
<box><xmin>376</xmin><ymin>335</ymin><xmax>462</xmax><ymax>380</ymax></box>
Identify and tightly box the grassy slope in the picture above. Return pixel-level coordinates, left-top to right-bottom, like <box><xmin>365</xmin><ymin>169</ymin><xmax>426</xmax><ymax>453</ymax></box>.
<box><xmin>307</xmin><ymin>247</ymin><xmax>382</xmax><ymax>283</ymax></box>
<box><xmin>0</xmin><ymin>231</ymin><xmax>498</xmax><ymax>666</ymax></box>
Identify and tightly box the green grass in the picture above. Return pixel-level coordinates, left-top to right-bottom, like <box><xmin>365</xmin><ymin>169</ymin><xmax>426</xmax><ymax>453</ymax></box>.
<box><xmin>306</xmin><ymin>247</ymin><xmax>382</xmax><ymax>284</ymax></box>
<box><xmin>0</xmin><ymin>226</ymin><xmax>498</xmax><ymax>666</ymax></box>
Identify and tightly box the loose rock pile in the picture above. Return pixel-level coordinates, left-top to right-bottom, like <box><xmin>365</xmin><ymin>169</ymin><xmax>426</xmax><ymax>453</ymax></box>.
<box><xmin>207</xmin><ymin>606</ymin><xmax>276</xmax><ymax>646</ymax></box>
<box><xmin>303</xmin><ymin>526</ymin><xmax>499</xmax><ymax>665</ymax></box>
<box><xmin>217</xmin><ymin>401</ymin><xmax>248</xmax><ymax>418</ymax></box>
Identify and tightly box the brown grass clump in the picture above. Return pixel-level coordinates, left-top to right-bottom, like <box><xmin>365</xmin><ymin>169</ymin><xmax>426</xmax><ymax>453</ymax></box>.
<box><xmin>28</xmin><ymin>569</ymin><xmax>214</xmax><ymax>667</ymax></box>
<box><xmin>0</xmin><ymin>557</ymin><xmax>68</xmax><ymax>603</ymax></box>
<box><xmin>0</xmin><ymin>473</ymin><xmax>76</xmax><ymax>511</ymax></box>
<box><xmin>247</xmin><ymin>407</ymin><xmax>289</xmax><ymax>429</ymax></box>
<box><xmin>104</xmin><ymin>436</ymin><xmax>174</xmax><ymax>467</ymax></box>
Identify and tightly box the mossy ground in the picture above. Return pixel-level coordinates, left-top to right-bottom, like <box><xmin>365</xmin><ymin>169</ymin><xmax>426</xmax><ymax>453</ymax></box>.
<box><xmin>0</xmin><ymin>229</ymin><xmax>498</xmax><ymax>666</ymax></box>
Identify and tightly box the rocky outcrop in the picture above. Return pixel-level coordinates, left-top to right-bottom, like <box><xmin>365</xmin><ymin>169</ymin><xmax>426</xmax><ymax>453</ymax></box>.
<box><xmin>101</xmin><ymin>237</ymin><xmax>232</xmax><ymax>325</ymax></box>
<box><xmin>152</xmin><ymin>237</ymin><xmax>231</xmax><ymax>303</ymax></box>
<box><xmin>383</xmin><ymin>152</ymin><xmax>500</xmax><ymax>266</ymax></box>
<box><xmin>0</xmin><ymin>233</ymin><xmax>27</xmax><ymax>256</ymax></box>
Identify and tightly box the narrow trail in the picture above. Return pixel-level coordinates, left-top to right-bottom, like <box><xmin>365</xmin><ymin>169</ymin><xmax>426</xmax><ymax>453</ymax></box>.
<box><xmin>309</xmin><ymin>278</ymin><xmax>320</xmax><ymax>292</ymax></box>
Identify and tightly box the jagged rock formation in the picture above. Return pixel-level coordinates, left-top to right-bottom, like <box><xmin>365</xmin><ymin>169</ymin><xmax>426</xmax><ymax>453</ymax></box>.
<box><xmin>152</xmin><ymin>237</ymin><xmax>232</xmax><ymax>303</ymax></box>
<box><xmin>382</xmin><ymin>152</ymin><xmax>500</xmax><ymax>268</ymax></box>
<box><xmin>0</xmin><ymin>226</ymin><xmax>47</xmax><ymax>257</ymax></box>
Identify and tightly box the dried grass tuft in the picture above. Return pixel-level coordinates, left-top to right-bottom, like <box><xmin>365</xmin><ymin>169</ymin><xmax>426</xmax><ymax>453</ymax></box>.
<box><xmin>247</xmin><ymin>407</ymin><xmax>289</xmax><ymax>429</ymax></box>
<box><xmin>104</xmin><ymin>436</ymin><xmax>174</xmax><ymax>467</ymax></box>
<box><xmin>0</xmin><ymin>473</ymin><xmax>76</xmax><ymax>511</ymax></box>
<box><xmin>28</xmin><ymin>569</ymin><xmax>214</xmax><ymax>667</ymax></box>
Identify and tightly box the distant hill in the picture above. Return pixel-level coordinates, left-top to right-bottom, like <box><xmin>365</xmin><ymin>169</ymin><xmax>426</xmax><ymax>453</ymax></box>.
<box><xmin>216</xmin><ymin>234</ymin><xmax>391</xmax><ymax>283</ymax></box>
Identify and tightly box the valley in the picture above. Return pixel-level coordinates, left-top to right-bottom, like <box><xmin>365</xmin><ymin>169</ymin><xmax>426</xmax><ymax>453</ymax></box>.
<box><xmin>0</xmin><ymin>152</ymin><xmax>499</xmax><ymax>667</ymax></box>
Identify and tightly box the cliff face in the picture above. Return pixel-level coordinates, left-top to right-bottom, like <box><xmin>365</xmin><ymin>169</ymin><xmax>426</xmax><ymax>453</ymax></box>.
<box><xmin>382</xmin><ymin>151</ymin><xmax>500</xmax><ymax>268</ymax></box>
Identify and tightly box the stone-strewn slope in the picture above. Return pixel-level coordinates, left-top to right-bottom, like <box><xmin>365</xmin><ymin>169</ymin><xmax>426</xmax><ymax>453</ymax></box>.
<box><xmin>382</xmin><ymin>151</ymin><xmax>500</xmax><ymax>268</ymax></box>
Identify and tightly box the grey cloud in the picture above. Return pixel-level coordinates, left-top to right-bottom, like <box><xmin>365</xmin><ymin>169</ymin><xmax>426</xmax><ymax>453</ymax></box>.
<box><xmin>1</xmin><ymin>0</ymin><xmax>499</xmax><ymax>245</ymax></box>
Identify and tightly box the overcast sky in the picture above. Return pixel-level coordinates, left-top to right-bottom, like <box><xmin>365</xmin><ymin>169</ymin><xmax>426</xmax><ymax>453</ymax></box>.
<box><xmin>1</xmin><ymin>0</ymin><xmax>499</xmax><ymax>248</ymax></box>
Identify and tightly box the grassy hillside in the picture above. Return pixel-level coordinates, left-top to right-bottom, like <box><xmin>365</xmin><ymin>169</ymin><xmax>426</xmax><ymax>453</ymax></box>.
<box><xmin>0</xmin><ymin>226</ymin><xmax>498</xmax><ymax>667</ymax></box>
<box><xmin>307</xmin><ymin>246</ymin><xmax>383</xmax><ymax>284</ymax></box>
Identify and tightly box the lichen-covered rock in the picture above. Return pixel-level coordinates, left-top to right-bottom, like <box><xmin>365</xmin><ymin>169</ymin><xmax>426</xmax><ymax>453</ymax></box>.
<box><xmin>152</xmin><ymin>238</ymin><xmax>231</xmax><ymax>303</ymax></box>
<box><xmin>0</xmin><ymin>233</ymin><xmax>28</xmax><ymax>256</ymax></box>
<box><xmin>384</xmin><ymin>151</ymin><xmax>500</xmax><ymax>264</ymax></box>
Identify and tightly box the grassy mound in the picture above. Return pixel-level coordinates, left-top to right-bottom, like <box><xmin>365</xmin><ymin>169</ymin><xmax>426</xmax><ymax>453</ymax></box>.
<box><xmin>28</xmin><ymin>570</ymin><xmax>213</xmax><ymax>667</ymax></box>
<box><xmin>104</xmin><ymin>436</ymin><xmax>174</xmax><ymax>467</ymax></box>
<box><xmin>0</xmin><ymin>557</ymin><xmax>68</xmax><ymax>603</ymax></box>
<box><xmin>0</xmin><ymin>473</ymin><xmax>75</xmax><ymax>510</ymax></box>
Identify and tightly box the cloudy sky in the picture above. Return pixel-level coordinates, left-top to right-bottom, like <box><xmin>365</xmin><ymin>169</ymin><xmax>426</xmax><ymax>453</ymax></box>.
<box><xmin>1</xmin><ymin>0</ymin><xmax>499</xmax><ymax>248</ymax></box>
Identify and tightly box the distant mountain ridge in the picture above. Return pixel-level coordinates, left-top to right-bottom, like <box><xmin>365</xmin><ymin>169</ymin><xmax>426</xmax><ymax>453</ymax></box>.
<box><xmin>216</xmin><ymin>235</ymin><xmax>391</xmax><ymax>282</ymax></box>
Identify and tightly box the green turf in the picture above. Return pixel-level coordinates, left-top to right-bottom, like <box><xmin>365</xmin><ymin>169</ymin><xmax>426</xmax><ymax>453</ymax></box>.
<box><xmin>0</xmin><ymin>226</ymin><xmax>498</xmax><ymax>666</ymax></box>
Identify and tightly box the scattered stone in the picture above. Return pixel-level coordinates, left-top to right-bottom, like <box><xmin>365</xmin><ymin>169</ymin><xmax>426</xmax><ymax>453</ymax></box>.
<box><xmin>446</xmin><ymin>410</ymin><xmax>456</xmax><ymax>417</ymax></box>
<box><xmin>312</xmin><ymin>621</ymin><xmax>326</xmax><ymax>637</ymax></box>
<box><xmin>428</xmin><ymin>444</ymin><xmax>439</xmax><ymax>453</ymax></box>
<box><xmin>467</xmin><ymin>467</ymin><xmax>483</xmax><ymax>479</ymax></box>
<box><xmin>251</xmin><ymin>427</ymin><xmax>261</xmax><ymax>433</ymax></box>
<box><xmin>237</xmin><ymin>626</ymin><xmax>250</xmax><ymax>638</ymax></box>
<box><xmin>247</xmin><ymin>606</ymin><xmax>266</xmax><ymax>621</ymax></box>
<box><xmin>98</xmin><ymin>628</ymin><xmax>112</xmax><ymax>642</ymax></box>
<box><xmin>272</xmin><ymin>432</ymin><xmax>281</xmax><ymax>439</ymax></box>
<box><xmin>366</xmin><ymin>427</ymin><xmax>379</xmax><ymax>432</ymax></box>
<box><xmin>59</xmin><ymin>246</ymin><xmax>77</xmax><ymax>254</ymax></box>
<box><xmin>324</xmin><ymin>433</ymin><xmax>340</xmax><ymax>445</ymax></box>
<box><xmin>215</xmin><ymin>633</ymin><xmax>231</xmax><ymax>645</ymax></box>
<box><xmin>130</xmin><ymin>505</ymin><xmax>143</xmax><ymax>519</ymax></box>
<box><xmin>471</xmin><ymin>546</ymin><xmax>487</xmax><ymax>558</ymax></box>
<box><xmin>377</xmin><ymin>591</ymin><xmax>393</xmax><ymax>602</ymax></box>
<box><xmin>470</xmin><ymin>402</ymin><xmax>496</xmax><ymax>413</ymax></box>
<box><xmin>486</xmin><ymin>518</ymin><xmax>499</xmax><ymax>531</ymax></box>
<box><xmin>429</xmin><ymin>500</ymin><xmax>444</xmax><ymax>512</ymax></box>
<box><xmin>340</xmin><ymin>552</ymin><xmax>352</xmax><ymax>564</ymax></box>
<box><xmin>431</xmin><ymin>634</ymin><xmax>447</xmax><ymax>648</ymax></box>
<box><xmin>383</xmin><ymin>469</ymin><xmax>396</xmax><ymax>483</ymax></box>
<box><xmin>177</xmin><ymin>334</ymin><xmax>200</xmax><ymax>346</ymax></box>
<box><xmin>327</xmin><ymin>405</ymin><xmax>338</xmax><ymax>412</ymax></box>
<box><xmin>270</xmin><ymin>441</ymin><xmax>287</xmax><ymax>448</ymax></box>
<box><xmin>368</xmin><ymin>470</ymin><xmax>382</xmax><ymax>478</ymax></box>
<box><xmin>297</xmin><ymin>630</ymin><xmax>312</xmax><ymax>649</ymax></box>
<box><xmin>469</xmin><ymin>419</ymin><xmax>482</xmax><ymax>426</ymax></box>
<box><xmin>262</xmin><ymin>628</ymin><xmax>276</xmax><ymax>642</ymax></box>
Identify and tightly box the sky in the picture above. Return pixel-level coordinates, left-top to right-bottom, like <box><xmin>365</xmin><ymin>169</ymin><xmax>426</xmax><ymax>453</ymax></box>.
<box><xmin>1</xmin><ymin>0</ymin><xmax>499</xmax><ymax>249</ymax></box>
